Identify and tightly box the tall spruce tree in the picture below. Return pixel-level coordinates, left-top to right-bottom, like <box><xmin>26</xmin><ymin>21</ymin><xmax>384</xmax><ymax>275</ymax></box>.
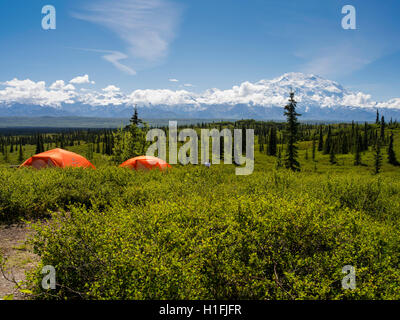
<box><xmin>323</xmin><ymin>126</ymin><xmax>332</xmax><ymax>155</ymax></box>
<box><xmin>380</xmin><ymin>116</ymin><xmax>386</xmax><ymax>141</ymax></box>
<box><xmin>130</xmin><ymin>104</ymin><xmax>142</xmax><ymax>126</ymax></box>
<box><xmin>312</xmin><ymin>134</ymin><xmax>316</xmax><ymax>161</ymax></box>
<box><xmin>373</xmin><ymin>137</ymin><xmax>382</xmax><ymax>174</ymax></box>
<box><xmin>18</xmin><ymin>142</ymin><xmax>24</xmax><ymax>162</ymax></box>
<box><xmin>267</xmin><ymin>127</ymin><xmax>277</xmax><ymax>156</ymax></box>
<box><xmin>354</xmin><ymin>133</ymin><xmax>362</xmax><ymax>166</ymax></box>
<box><xmin>363</xmin><ymin>122</ymin><xmax>369</xmax><ymax>151</ymax></box>
<box><xmin>318</xmin><ymin>127</ymin><xmax>324</xmax><ymax>152</ymax></box>
<box><xmin>387</xmin><ymin>132</ymin><xmax>399</xmax><ymax>166</ymax></box>
<box><xmin>283</xmin><ymin>91</ymin><xmax>301</xmax><ymax>172</ymax></box>
<box><xmin>329</xmin><ymin>141</ymin><xmax>337</xmax><ymax>164</ymax></box>
<box><xmin>376</xmin><ymin>109</ymin><xmax>380</xmax><ymax>124</ymax></box>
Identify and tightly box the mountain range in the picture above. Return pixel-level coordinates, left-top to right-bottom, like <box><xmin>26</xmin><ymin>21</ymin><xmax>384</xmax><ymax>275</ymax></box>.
<box><xmin>1</xmin><ymin>73</ymin><xmax>399</xmax><ymax>121</ymax></box>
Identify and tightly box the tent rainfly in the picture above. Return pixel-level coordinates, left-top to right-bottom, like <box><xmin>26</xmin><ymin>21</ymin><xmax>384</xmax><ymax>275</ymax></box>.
<box><xmin>120</xmin><ymin>156</ymin><xmax>171</xmax><ymax>171</ymax></box>
<box><xmin>20</xmin><ymin>148</ymin><xmax>96</xmax><ymax>169</ymax></box>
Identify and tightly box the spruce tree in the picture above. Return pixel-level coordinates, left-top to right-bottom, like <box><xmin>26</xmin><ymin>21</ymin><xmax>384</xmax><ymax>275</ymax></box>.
<box><xmin>130</xmin><ymin>104</ymin><xmax>142</xmax><ymax>126</ymax></box>
<box><xmin>267</xmin><ymin>127</ymin><xmax>277</xmax><ymax>156</ymax></box>
<box><xmin>373</xmin><ymin>137</ymin><xmax>382</xmax><ymax>174</ymax></box>
<box><xmin>312</xmin><ymin>134</ymin><xmax>316</xmax><ymax>161</ymax></box>
<box><xmin>354</xmin><ymin>134</ymin><xmax>362</xmax><ymax>166</ymax></box>
<box><xmin>329</xmin><ymin>142</ymin><xmax>337</xmax><ymax>164</ymax></box>
<box><xmin>363</xmin><ymin>122</ymin><xmax>369</xmax><ymax>151</ymax></box>
<box><xmin>318</xmin><ymin>127</ymin><xmax>323</xmax><ymax>152</ymax></box>
<box><xmin>18</xmin><ymin>142</ymin><xmax>24</xmax><ymax>162</ymax></box>
<box><xmin>275</xmin><ymin>147</ymin><xmax>283</xmax><ymax>169</ymax></box>
<box><xmin>376</xmin><ymin>109</ymin><xmax>380</xmax><ymax>124</ymax></box>
<box><xmin>380</xmin><ymin>116</ymin><xmax>385</xmax><ymax>141</ymax></box>
<box><xmin>283</xmin><ymin>91</ymin><xmax>301</xmax><ymax>172</ymax></box>
<box><xmin>323</xmin><ymin>126</ymin><xmax>332</xmax><ymax>155</ymax></box>
<box><xmin>387</xmin><ymin>132</ymin><xmax>399</xmax><ymax>166</ymax></box>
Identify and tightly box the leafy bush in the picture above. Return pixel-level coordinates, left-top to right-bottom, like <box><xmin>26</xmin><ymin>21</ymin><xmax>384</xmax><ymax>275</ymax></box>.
<box><xmin>20</xmin><ymin>166</ymin><xmax>400</xmax><ymax>299</ymax></box>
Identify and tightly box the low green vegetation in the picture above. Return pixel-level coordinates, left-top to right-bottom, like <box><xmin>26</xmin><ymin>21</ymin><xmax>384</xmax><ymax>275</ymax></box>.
<box><xmin>1</xmin><ymin>108</ymin><xmax>400</xmax><ymax>299</ymax></box>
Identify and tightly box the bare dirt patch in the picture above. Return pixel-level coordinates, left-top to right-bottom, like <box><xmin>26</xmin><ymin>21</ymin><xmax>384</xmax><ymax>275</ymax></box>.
<box><xmin>0</xmin><ymin>223</ymin><xmax>39</xmax><ymax>300</ymax></box>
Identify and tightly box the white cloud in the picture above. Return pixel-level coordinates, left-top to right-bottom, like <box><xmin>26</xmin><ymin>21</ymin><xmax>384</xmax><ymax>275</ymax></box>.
<box><xmin>1</xmin><ymin>73</ymin><xmax>399</xmax><ymax>110</ymax></box>
<box><xmin>169</xmin><ymin>78</ymin><xmax>179</xmax><ymax>82</ymax></box>
<box><xmin>50</xmin><ymin>80</ymin><xmax>76</xmax><ymax>91</ymax></box>
<box><xmin>183</xmin><ymin>83</ymin><xmax>194</xmax><ymax>87</ymax></box>
<box><xmin>103</xmin><ymin>85</ymin><xmax>120</xmax><ymax>92</ymax></box>
<box><xmin>70</xmin><ymin>74</ymin><xmax>93</xmax><ymax>84</ymax></box>
<box><xmin>102</xmin><ymin>51</ymin><xmax>136</xmax><ymax>75</ymax></box>
<box><xmin>73</xmin><ymin>0</ymin><xmax>182</xmax><ymax>64</ymax></box>
<box><xmin>0</xmin><ymin>78</ymin><xmax>76</xmax><ymax>107</ymax></box>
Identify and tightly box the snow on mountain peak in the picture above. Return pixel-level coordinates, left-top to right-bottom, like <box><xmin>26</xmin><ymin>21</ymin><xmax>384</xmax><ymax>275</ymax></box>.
<box><xmin>0</xmin><ymin>73</ymin><xmax>399</xmax><ymax>120</ymax></box>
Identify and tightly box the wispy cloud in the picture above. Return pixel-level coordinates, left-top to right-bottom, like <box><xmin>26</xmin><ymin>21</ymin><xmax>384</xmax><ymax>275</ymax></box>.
<box><xmin>169</xmin><ymin>78</ymin><xmax>179</xmax><ymax>82</ymax></box>
<box><xmin>72</xmin><ymin>0</ymin><xmax>182</xmax><ymax>65</ymax></box>
<box><xmin>102</xmin><ymin>51</ymin><xmax>137</xmax><ymax>75</ymax></box>
<box><xmin>71</xmin><ymin>48</ymin><xmax>136</xmax><ymax>75</ymax></box>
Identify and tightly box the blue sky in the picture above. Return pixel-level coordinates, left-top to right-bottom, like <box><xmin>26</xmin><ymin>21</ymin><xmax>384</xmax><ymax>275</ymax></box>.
<box><xmin>0</xmin><ymin>0</ymin><xmax>399</xmax><ymax>101</ymax></box>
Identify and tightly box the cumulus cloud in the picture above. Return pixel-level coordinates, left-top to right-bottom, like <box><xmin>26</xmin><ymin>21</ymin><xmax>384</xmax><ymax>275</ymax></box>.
<box><xmin>1</xmin><ymin>73</ymin><xmax>399</xmax><ymax>110</ymax></box>
<box><xmin>70</xmin><ymin>74</ymin><xmax>94</xmax><ymax>84</ymax></box>
<box><xmin>0</xmin><ymin>78</ymin><xmax>76</xmax><ymax>107</ymax></box>
<box><xmin>103</xmin><ymin>85</ymin><xmax>120</xmax><ymax>93</ymax></box>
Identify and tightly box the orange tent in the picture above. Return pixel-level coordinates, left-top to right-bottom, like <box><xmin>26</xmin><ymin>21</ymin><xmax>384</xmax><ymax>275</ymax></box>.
<box><xmin>120</xmin><ymin>156</ymin><xmax>171</xmax><ymax>171</ymax></box>
<box><xmin>20</xmin><ymin>148</ymin><xmax>96</xmax><ymax>169</ymax></box>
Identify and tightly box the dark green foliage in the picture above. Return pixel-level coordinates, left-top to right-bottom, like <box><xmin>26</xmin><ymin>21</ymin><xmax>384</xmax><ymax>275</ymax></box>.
<box><xmin>329</xmin><ymin>142</ymin><xmax>337</xmax><ymax>164</ymax></box>
<box><xmin>381</xmin><ymin>116</ymin><xmax>386</xmax><ymax>142</ymax></box>
<box><xmin>16</xmin><ymin>167</ymin><xmax>400</xmax><ymax>300</ymax></box>
<box><xmin>18</xmin><ymin>142</ymin><xmax>24</xmax><ymax>163</ymax></box>
<box><xmin>318</xmin><ymin>127</ymin><xmax>324</xmax><ymax>151</ymax></box>
<box><xmin>323</xmin><ymin>126</ymin><xmax>332</xmax><ymax>155</ymax></box>
<box><xmin>373</xmin><ymin>137</ymin><xmax>382</xmax><ymax>174</ymax></box>
<box><xmin>354</xmin><ymin>134</ymin><xmax>362</xmax><ymax>166</ymax></box>
<box><xmin>284</xmin><ymin>92</ymin><xmax>301</xmax><ymax>172</ymax></box>
<box><xmin>388</xmin><ymin>132</ymin><xmax>399</xmax><ymax>166</ymax></box>
<box><xmin>267</xmin><ymin>127</ymin><xmax>277</xmax><ymax>156</ymax></box>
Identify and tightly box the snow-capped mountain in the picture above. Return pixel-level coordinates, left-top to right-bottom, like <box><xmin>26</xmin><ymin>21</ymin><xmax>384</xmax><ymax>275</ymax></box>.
<box><xmin>0</xmin><ymin>72</ymin><xmax>399</xmax><ymax>121</ymax></box>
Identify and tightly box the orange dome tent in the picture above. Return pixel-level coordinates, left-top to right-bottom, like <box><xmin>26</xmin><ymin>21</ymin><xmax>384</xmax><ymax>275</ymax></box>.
<box><xmin>120</xmin><ymin>156</ymin><xmax>171</xmax><ymax>171</ymax></box>
<box><xmin>20</xmin><ymin>148</ymin><xmax>96</xmax><ymax>169</ymax></box>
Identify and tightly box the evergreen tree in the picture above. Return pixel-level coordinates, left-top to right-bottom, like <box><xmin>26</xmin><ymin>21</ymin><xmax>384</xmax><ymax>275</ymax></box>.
<box><xmin>376</xmin><ymin>109</ymin><xmax>380</xmax><ymax>124</ymax></box>
<box><xmin>283</xmin><ymin>91</ymin><xmax>301</xmax><ymax>172</ymax></box>
<box><xmin>329</xmin><ymin>142</ymin><xmax>337</xmax><ymax>164</ymax></box>
<box><xmin>130</xmin><ymin>104</ymin><xmax>142</xmax><ymax>126</ymax></box>
<box><xmin>275</xmin><ymin>147</ymin><xmax>283</xmax><ymax>169</ymax></box>
<box><xmin>3</xmin><ymin>143</ymin><xmax>9</xmax><ymax>162</ymax></box>
<box><xmin>18</xmin><ymin>142</ymin><xmax>24</xmax><ymax>162</ymax></box>
<box><xmin>373</xmin><ymin>137</ymin><xmax>382</xmax><ymax>174</ymax></box>
<box><xmin>312</xmin><ymin>134</ymin><xmax>316</xmax><ymax>161</ymax></box>
<box><xmin>267</xmin><ymin>127</ymin><xmax>277</xmax><ymax>156</ymax></box>
<box><xmin>318</xmin><ymin>127</ymin><xmax>323</xmax><ymax>152</ymax></box>
<box><xmin>363</xmin><ymin>122</ymin><xmax>369</xmax><ymax>151</ymax></box>
<box><xmin>380</xmin><ymin>116</ymin><xmax>386</xmax><ymax>141</ymax></box>
<box><xmin>323</xmin><ymin>126</ymin><xmax>332</xmax><ymax>155</ymax></box>
<box><xmin>354</xmin><ymin>134</ymin><xmax>362</xmax><ymax>166</ymax></box>
<box><xmin>387</xmin><ymin>132</ymin><xmax>399</xmax><ymax>166</ymax></box>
